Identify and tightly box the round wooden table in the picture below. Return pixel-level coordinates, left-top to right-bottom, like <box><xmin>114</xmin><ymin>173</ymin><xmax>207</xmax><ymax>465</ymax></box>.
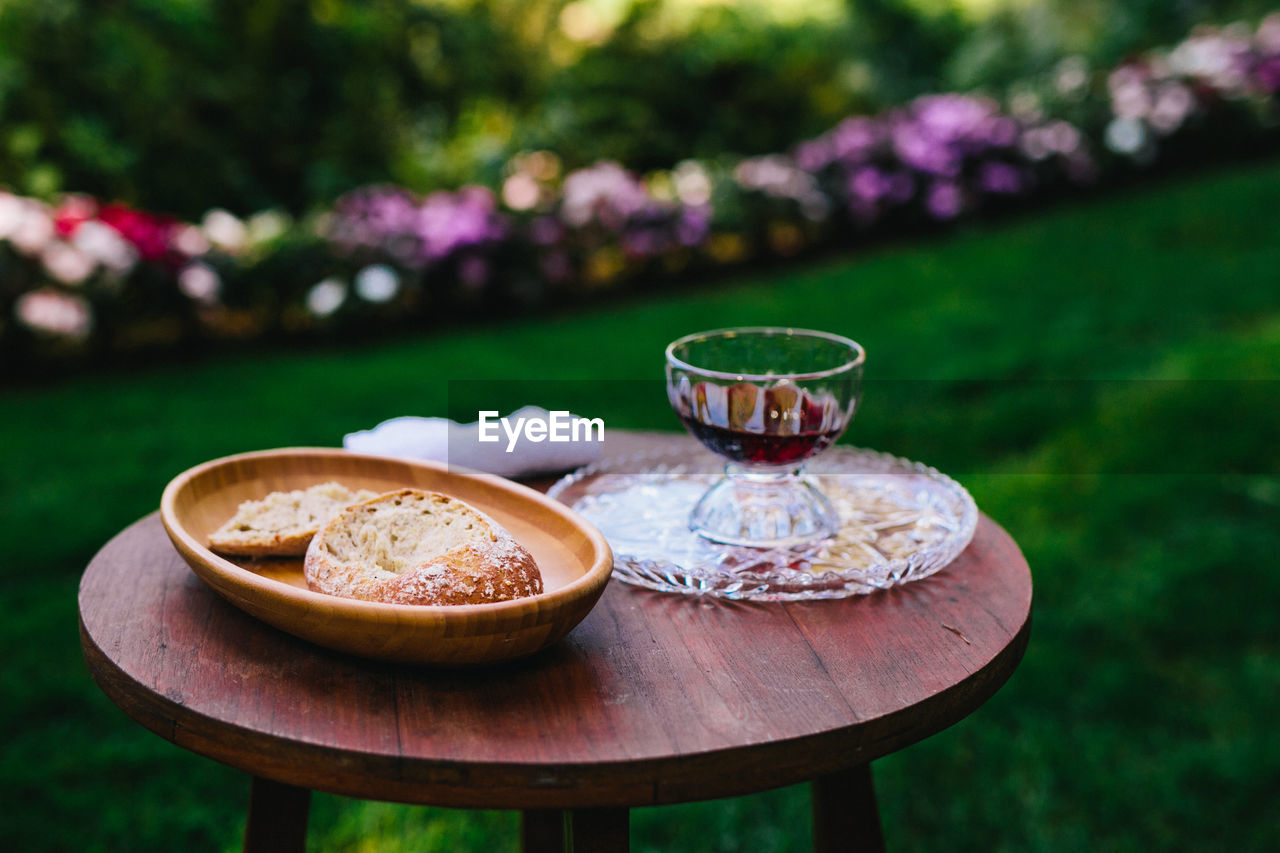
<box><xmin>79</xmin><ymin>431</ymin><xmax>1032</xmax><ymax>852</ymax></box>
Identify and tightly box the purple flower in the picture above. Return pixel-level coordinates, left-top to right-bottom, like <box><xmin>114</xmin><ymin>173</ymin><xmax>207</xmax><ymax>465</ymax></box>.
<box><xmin>848</xmin><ymin>166</ymin><xmax>913</xmax><ymax>207</ymax></box>
<box><xmin>980</xmin><ymin>117</ymin><xmax>1021</xmax><ymax>147</ymax></box>
<box><xmin>676</xmin><ymin>205</ymin><xmax>712</xmax><ymax>247</ymax></box>
<box><xmin>830</xmin><ymin>117</ymin><xmax>881</xmax><ymax>164</ymax></box>
<box><xmin>849</xmin><ymin>167</ymin><xmax>889</xmax><ymax>202</ymax></box>
<box><xmin>560</xmin><ymin>162</ymin><xmax>652</xmax><ymax>229</ymax></box>
<box><xmin>539</xmin><ymin>251</ymin><xmax>571</xmax><ymax>282</ymax></box>
<box><xmin>911</xmin><ymin>94</ymin><xmax>998</xmax><ymax>139</ymax></box>
<box><xmin>979</xmin><ymin>162</ymin><xmax>1027</xmax><ymax>195</ymax></box>
<box><xmin>793</xmin><ymin>138</ymin><xmax>834</xmax><ymax>171</ymax></box>
<box><xmin>528</xmin><ymin>215</ymin><xmax>565</xmax><ymax>246</ymax></box>
<box><xmin>621</xmin><ymin>229</ymin><xmax>662</xmax><ymax>258</ymax></box>
<box><xmin>885</xmin><ymin>172</ymin><xmax>916</xmax><ymax>203</ymax></box>
<box><xmin>792</xmin><ymin>118</ymin><xmax>883</xmax><ymax>173</ymax></box>
<box><xmin>458</xmin><ymin>255</ymin><xmax>490</xmax><ymax>289</ymax></box>
<box><xmin>925</xmin><ymin>181</ymin><xmax>964</xmax><ymax>220</ymax></box>
<box><xmin>414</xmin><ymin>188</ymin><xmax>506</xmax><ymax>264</ymax></box>
<box><xmin>1253</xmin><ymin>56</ymin><xmax>1280</xmax><ymax>93</ymax></box>
<box><xmin>328</xmin><ymin>185</ymin><xmax>507</xmax><ymax>269</ymax></box>
<box><xmin>891</xmin><ymin>94</ymin><xmax>1016</xmax><ymax>177</ymax></box>
<box><xmin>329</xmin><ymin>186</ymin><xmax>419</xmax><ymax>252</ymax></box>
<box><xmin>892</xmin><ymin>121</ymin><xmax>959</xmax><ymax>177</ymax></box>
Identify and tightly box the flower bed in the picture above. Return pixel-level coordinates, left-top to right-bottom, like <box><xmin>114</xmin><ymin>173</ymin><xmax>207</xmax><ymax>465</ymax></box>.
<box><xmin>4</xmin><ymin>15</ymin><xmax>1279</xmax><ymax>368</ymax></box>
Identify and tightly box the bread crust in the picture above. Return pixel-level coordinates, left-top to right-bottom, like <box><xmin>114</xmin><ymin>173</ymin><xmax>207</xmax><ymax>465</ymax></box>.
<box><xmin>303</xmin><ymin>488</ymin><xmax>543</xmax><ymax>606</ymax></box>
<box><xmin>213</xmin><ymin>532</ymin><xmax>315</xmax><ymax>558</ymax></box>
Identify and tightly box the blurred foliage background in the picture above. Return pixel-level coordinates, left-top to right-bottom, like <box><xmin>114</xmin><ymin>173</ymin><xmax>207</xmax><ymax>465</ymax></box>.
<box><xmin>0</xmin><ymin>0</ymin><xmax>1275</xmax><ymax>218</ymax></box>
<box><xmin>3</xmin><ymin>3</ymin><xmax>1279</xmax><ymax>851</ymax></box>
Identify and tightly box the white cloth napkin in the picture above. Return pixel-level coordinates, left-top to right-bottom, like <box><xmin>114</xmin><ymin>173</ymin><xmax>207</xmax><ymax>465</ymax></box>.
<box><xmin>343</xmin><ymin>406</ymin><xmax>603</xmax><ymax>479</ymax></box>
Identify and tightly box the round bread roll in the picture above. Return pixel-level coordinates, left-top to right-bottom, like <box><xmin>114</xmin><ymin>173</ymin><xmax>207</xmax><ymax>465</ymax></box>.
<box><xmin>303</xmin><ymin>488</ymin><xmax>543</xmax><ymax>606</ymax></box>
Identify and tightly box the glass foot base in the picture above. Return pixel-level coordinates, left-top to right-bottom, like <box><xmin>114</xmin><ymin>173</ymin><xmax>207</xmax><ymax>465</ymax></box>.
<box><xmin>690</xmin><ymin>474</ymin><xmax>838</xmax><ymax>547</ymax></box>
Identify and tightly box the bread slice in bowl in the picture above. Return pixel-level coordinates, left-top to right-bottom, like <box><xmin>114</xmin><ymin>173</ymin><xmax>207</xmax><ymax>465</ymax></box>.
<box><xmin>209</xmin><ymin>482</ymin><xmax>378</xmax><ymax>557</ymax></box>
<box><xmin>304</xmin><ymin>488</ymin><xmax>543</xmax><ymax>606</ymax></box>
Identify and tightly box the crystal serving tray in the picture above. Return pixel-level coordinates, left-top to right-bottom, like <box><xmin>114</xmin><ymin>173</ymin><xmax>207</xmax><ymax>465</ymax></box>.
<box><xmin>548</xmin><ymin>446</ymin><xmax>978</xmax><ymax>601</ymax></box>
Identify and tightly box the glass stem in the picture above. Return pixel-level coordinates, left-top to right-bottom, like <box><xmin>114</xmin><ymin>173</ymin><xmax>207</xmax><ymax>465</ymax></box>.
<box><xmin>725</xmin><ymin>463</ymin><xmax>802</xmax><ymax>484</ymax></box>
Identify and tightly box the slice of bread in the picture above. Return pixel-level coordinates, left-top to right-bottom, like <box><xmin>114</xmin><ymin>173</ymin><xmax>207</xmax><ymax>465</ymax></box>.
<box><xmin>209</xmin><ymin>482</ymin><xmax>379</xmax><ymax>557</ymax></box>
<box><xmin>304</xmin><ymin>488</ymin><xmax>543</xmax><ymax>606</ymax></box>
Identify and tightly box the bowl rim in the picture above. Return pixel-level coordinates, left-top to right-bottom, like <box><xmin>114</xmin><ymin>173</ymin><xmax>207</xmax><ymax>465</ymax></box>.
<box><xmin>159</xmin><ymin>446</ymin><xmax>614</xmax><ymax>622</ymax></box>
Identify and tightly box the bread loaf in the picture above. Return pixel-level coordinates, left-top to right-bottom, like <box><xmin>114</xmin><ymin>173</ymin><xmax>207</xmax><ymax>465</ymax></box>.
<box><xmin>209</xmin><ymin>482</ymin><xmax>378</xmax><ymax>557</ymax></box>
<box><xmin>303</xmin><ymin>488</ymin><xmax>543</xmax><ymax>606</ymax></box>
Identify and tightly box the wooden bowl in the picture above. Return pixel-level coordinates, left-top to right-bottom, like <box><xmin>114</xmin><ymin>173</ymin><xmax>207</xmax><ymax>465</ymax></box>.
<box><xmin>159</xmin><ymin>448</ymin><xmax>612</xmax><ymax>665</ymax></box>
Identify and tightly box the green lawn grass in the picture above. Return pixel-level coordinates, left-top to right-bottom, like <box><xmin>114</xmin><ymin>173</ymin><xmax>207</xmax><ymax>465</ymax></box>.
<box><xmin>3</xmin><ymin>161</ymin><xmax>1278</xmax><ymax>851</ymax></box>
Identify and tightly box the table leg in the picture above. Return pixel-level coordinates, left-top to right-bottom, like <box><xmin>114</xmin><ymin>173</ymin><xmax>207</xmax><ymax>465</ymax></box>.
<box><xmin>522</xmin><ymin>808</ymin><xmax>566</xmax><ymax>853</ymax></box>
<box><xmin>243</xmin><ymin>775</ymin><xmax>310</xmax><ymax>853</ymax></box>
<box><xmin>811</xmin><ymin>763</ymin><xmax>884</xmax><ymax>853</ymax></box>
<box><xmin>568</xmin><ymin>806</ymin><xmax>629</xmax><ymax>853</ymax></box>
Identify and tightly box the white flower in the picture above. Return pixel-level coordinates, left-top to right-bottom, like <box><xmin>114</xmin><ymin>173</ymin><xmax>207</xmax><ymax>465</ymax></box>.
<box><xmin>1019</xmin><ymin>128</ymin><xmax>1051</xmax><ymax>161</ymax></box>
<box><xmin>354</xmin><ymin>264</ymin><xmax>400</xmax><ymax>303</ymax></box>
<box><xmin>502</xmin><ymin>173</ymin><xmax>541</xmax><ymax>211</ymax></box>
<box><xmin>172</xmin><ymin>225</ymin><xmax>212</xmax><ymax>257</ymax></box>
<box><xmin>1043</xmin><ymin>121</ymin><xmax>1083</xmax><ymax>154</ymax></box>
<box><xmin>0</xmin><ymin>193</ymin><xmax>27</xmax><ymax>239</ymax></box>
<box><xmin>202</xmin><ymin>208</ymin><xmax>247</xmax><ymax>253</ymax></box>
<box><xmin>41</xmin><ymin>242</ymin><xmax>95</xmax><ymax>285</ymax></box>
<box><xmin>1257</xmin><ymin>14</ymin><xmax>1280</xmax><ymax>53</ymax></box>
<box><xmin>1009</xmin><ymin>90</ymin><xmax>1043</xmax><ymax>122</ymax></box>
<box><xmin>1149</xmin><ymin>83</ymin><xmax>1194</xmax><ymax>134</ymax></box>
<box><xmin>673</xmin><ymin>160</ymin><xmax>712</xmax><ymax>207</ymax></box>
<box><xmin>1108</xmin><ymin>67</ymin><xmax>1152</xmax><ymax>121</ymax></box>
<box><xmin>178</xmin><ymin>263</ymin><xmax>222</xmax><ymax>304</ymax></box>
<box><xmin>1167</xmin><ymin>32</ymin><xmax>1249</xmax><ymax>92</ymax></box>
<box><xmin>1105</xmin><ymin>117</ymin><xmax>1148</xmax><ymax>156</ymax></box>
<box><xmin>15</xmin><ymin>288</ymin><xmax>93</xmax><ymax>340</ymax></box>
<box><xmin>734</xmin><ymin>155</ymin><xmax>828</xmax><ymax>221</ymax></box>
<box><xmin>306</xmin><ymin>278</ymin><xmax>346</xmax><ymax>317</ymax></box>
<box><xmin>1054</xmin><ymin>56</ymin><xmax>1090</xmax><ymax>98</ymax></box>
<box><xmin>72</xmin><ymin>221</ymin><xmax>137</xmax><ymax>274</ymax></box>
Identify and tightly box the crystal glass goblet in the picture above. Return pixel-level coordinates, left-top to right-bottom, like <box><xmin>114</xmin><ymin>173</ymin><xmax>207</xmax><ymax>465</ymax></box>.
<box><xmin>666</xmin><ymin>327</ymin><xmax>865</xmax><ymax>547</ymax></box>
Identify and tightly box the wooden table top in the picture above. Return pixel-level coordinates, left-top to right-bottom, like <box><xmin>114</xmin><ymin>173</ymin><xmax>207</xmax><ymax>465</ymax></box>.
<box><xmin>79</xmin><ymin>431</ymin><xmax>1032</xmax><ymax>810</ymax></box>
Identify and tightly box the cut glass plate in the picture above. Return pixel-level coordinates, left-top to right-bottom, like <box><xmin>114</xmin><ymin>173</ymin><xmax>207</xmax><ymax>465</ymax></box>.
<box><xmin>548</xmin><ymin>446</ymin><xmax>978</xmax><ymax>601</ymax></box>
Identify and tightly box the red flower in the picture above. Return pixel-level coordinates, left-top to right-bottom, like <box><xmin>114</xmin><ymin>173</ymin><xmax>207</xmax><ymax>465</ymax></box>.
<box><xmin>97</xmin><ymin>203</ymin><xmax>183</xmax><ymax>265</ymax></box>
<box><xmin>53</xmin><ymin>195</ymin><xmax>98</xmax><ymax>237</ymax></box>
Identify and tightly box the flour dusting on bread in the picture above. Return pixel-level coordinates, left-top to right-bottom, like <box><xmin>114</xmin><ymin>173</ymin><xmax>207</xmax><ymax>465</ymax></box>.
<box><xmin>304</xmin><ymin>488</ymin><xmax>543</xmax><ymax>606</ymax></box>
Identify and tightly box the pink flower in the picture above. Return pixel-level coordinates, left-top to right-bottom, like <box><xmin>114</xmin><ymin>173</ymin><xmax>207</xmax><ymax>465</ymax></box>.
<box><xmin>178</xmin><ymin>263</ymin><xmax>222</xmax><ymax>304</ymax></box>
<box><xmin>15</xmin><ymin>288</ymin><xmax>93</xmax><ymax>340</ymax></box>
<box><xmin>41</xmin><ymin>242</ymin><xmax>95</xmax><ymax>284</ymax></box>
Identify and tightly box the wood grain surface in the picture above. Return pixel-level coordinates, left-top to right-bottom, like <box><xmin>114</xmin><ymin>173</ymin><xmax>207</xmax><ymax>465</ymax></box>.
<box><xmin>79</xmin><ymin>431</ymin><xmax>1032</xmax><ymax>810</ymax></box>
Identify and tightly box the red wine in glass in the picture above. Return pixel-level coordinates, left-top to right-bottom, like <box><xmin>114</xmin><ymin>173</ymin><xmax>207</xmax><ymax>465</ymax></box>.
<box><xmin>674</xmin><ymin>380</ymin><xmax>845</xmax><ymax>467</ymax></box>
<box><xmin>678</xmin><ymin>416</ymin><xmax>842</xmax><ymax>465</ymax></box>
